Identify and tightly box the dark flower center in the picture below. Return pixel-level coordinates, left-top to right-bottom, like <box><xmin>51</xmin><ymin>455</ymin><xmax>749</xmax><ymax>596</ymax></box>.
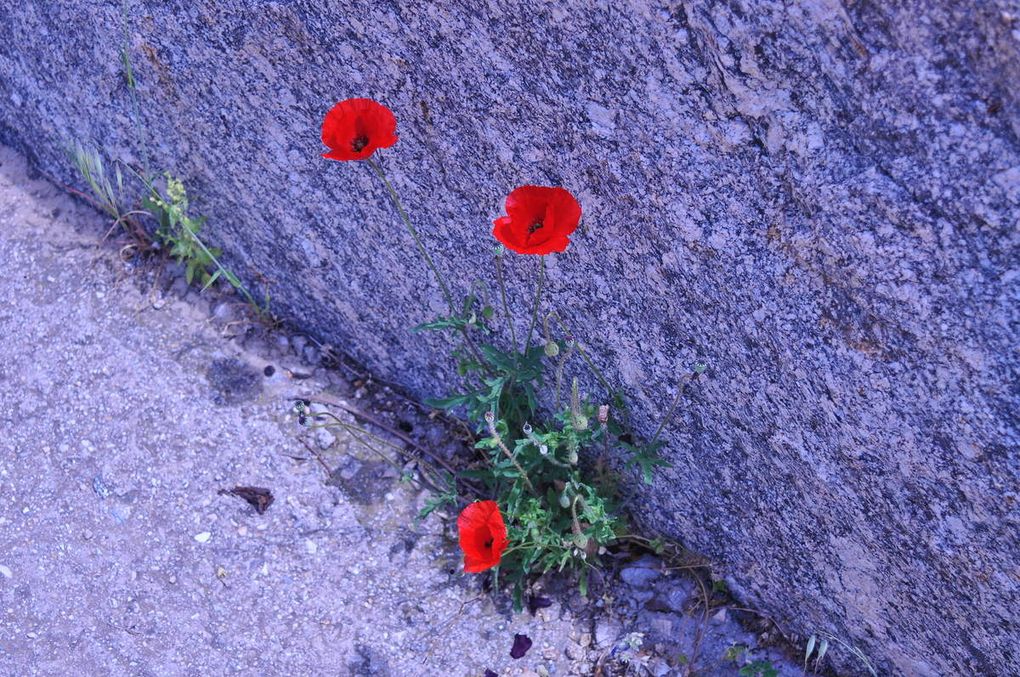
<box><xmin>483</xmin><ymin>537</ymin><xmax>493</xmax><ymax>549</ymax></box>
<box><xmin>528</xmin><ymin>220</ymin><xmax>544</xmax><ymax>234</ymax></box>
<box><xmin>352</xmin><ymin>135</ymin><xmax>369</xmax><ymax>152</ymax></box>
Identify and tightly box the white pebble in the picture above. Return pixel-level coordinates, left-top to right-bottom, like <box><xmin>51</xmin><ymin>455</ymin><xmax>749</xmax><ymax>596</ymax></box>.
<box><xmin>194</xmin><ymin>532</ymin><xmax>212</xmax><ymax>543</ymax></box>
<box><xmin>0</xmin><ymin>565</ymin><xmax>12</xmax><ymax>579</ymax></box>
<box><xmin>305</xmin><ymin>540</ymin><xmax>318</xmax><ymax>555</ymax></box>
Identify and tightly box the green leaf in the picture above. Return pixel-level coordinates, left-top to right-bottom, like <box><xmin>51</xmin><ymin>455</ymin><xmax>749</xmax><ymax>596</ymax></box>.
<box><xmin>425</xmin><ymin>393</ymin><xmax>472</xmax><ymax>410</ymax></box>
<box><xmin>201</xmin><ymin>269</ymin><xmax>222</xmax><ymax>291</ymax></box>
<box><xmin>413</xmin><ymin>316</ymin><xmax>469</xmax><ymax>333</ymax></box>
<box><xmin>479</xmin><ymin>344</ymin><xmax>516</xmax><ymax>372</ymax></box>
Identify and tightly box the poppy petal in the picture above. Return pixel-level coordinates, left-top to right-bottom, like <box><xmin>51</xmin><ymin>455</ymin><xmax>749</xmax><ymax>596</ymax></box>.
<box><xmin>493</xmin><ymin>186</ymin><xmax>581</xmax><ymax>255</ymax></box>
<box><xmin>457</xmin><ymin>501</ymin><xmax>508</xmax><ymax>573</ymax></box>
<box><xmin>321</xmin><ymin>98</ymin><xmax>398</xmax><ymax>161</ymax></box>
<box><xmin>510</xmin><ymin>633</ymin><xmax>533</xmax><ymax>659</ymax></box>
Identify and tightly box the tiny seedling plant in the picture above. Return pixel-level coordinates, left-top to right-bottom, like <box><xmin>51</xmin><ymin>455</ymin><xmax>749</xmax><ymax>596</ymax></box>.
<box><xmin>70</xmin><ymin>2</ymin><xmax>272</xmax><ymax>322</ymax></box>
<box><xmin>72</xmin><ymin>146</ymin><xmax>272</xmax><ymax>321</ymax></box>
<box><xmin>316</xmin><ymin>98</ymin><xmax>704</xmax><ymax>608</ymax></box>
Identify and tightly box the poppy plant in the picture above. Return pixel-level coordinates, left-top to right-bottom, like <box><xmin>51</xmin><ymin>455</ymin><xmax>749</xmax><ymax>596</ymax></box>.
<box><xmin>321</xmin><ymin>98</ymin><xmax>398</xmax><ymax>161</ymax></box>
<box><xmin>457</xmin><ymin>500</ymin><xmax>509</xmax><ymax>573</ymax></box>
<box><xmin>492</xmin><ymin>185</ymin><xmax>582</xmax><ymax>255</ymax></box>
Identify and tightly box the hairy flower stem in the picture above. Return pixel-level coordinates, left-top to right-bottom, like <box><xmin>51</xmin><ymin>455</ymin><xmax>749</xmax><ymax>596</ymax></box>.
<box><xmin>650</xmin><ymin>370</ymin><xmax>699</xmax><ymax>446</ymax></box>
<box><xmin>546</xmin><ymin>310</ymin><xmax>613</xmax><ymax>394</ymax></box>
<box><xmin>553</xmin><ymin>340</ymin><xmax>576</xmax><ymax>408</ymax></box>
<box><xmin>307</xmin><ymin>411</ymin><xmax>444</xmax><ymax>494</ymax></box>
<box><xmin>569</xmin><ymin>496</ymin><xmax>583</xmax><ymax>536</ymax></box>
<box><xmin>366</xmin><ymin>158</ymin><xmax>490</xmax><ymax>372</ymax></box>
<box><xmin>367</xmin><ymin>158</ymin><xmax>454</xmax><ymax>310</ymax></box>
<box><xmin>523</xmin><ymin>256</ymin><xmax>545</xmax><ymax>353</ymax></box>
<box><xmin>485</xmin><ymin>412</ymin><xmax>536</xmax><ymax>494</ymax></box>
<box><xmin>494</xmin><ymin>250</ymin><xmax>518</xmax><ymax>350</ymax></box>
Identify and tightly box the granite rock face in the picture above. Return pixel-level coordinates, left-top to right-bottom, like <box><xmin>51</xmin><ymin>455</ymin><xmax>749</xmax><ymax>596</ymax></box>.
<box><xmin>1</xmin><ymin>1</ymin><xmax>1017</xmax><ymax>674</ymax></box>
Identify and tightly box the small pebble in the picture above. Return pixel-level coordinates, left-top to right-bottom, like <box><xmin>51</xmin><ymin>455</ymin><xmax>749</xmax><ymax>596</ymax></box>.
<box><xmin>315</xmin><ymin>428</ymin><xmax>336</xmax><ymax>450</ymax></box>
<box><xmin>109</xmin><ymin>504</ymin><xmax>131</xmax><ymax>524</ymax></box>
<box><xmin>0</xmin><ymin>565</ymin><xmax>12</xmax><ymax>579</ymax></box>
<box><xmin>305</xmin><ymin>540</ymin><xmax>318</xmax><ymax>555</ymax></box>
<box><xmin>194</xmin><ymin>532</ymin><xmax>212</xmax><ymax>543</ymax></box>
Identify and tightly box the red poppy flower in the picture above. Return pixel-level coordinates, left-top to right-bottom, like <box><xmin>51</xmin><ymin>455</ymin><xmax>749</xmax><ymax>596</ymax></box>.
<box><xmin>457</xmin><ymin>500</ymin><xmax>509</xmax><ymax>573</ymax></box>
<box><xmin>321</xmin><ymin>98</ymin><xmax>398</xmax><ymax>161</ymax></box>
<box><xmin>492</xmin><ymin>185</ymin><xmax>582</xmax><ymax>255</ymax></box>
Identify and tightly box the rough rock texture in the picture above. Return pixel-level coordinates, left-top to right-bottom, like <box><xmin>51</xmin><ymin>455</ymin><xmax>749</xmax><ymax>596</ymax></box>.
<box><xmin>0</xmin><ymin>143</ymin><xmax>807</xmax><ymax>677</ymax></box>
<box><xmin>1</xmin><ymin>2</ymin><xmax>1018</xmax><ymax>674</ymax></box>
<box><xmin>0</xmin><ymin>145</ymin><xmax>599</xmax><ymax>676</ymax></box>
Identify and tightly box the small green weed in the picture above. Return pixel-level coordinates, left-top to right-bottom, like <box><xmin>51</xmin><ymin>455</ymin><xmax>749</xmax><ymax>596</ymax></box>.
<box><xmin>69</xmin><ymin>2</ymin><xmax>272</xmax><ymax>321</ymax></box>
<box><xmin>804</xmin><ymin>631</ymin><xmax>877</xmax><ymax>676</ymax></box>
<box><xmin>739</xmin><ymin>659</ymin><xmax>779</xmax><ymax>677</ymax></box>
<box><xmin>142</xmin><ymin>173</ymin><xmax>270</xmax><ymax>317</ymax></box>
<box><xmin>71</xmin><ymin>148</ymin><xmax>272</xmax><ymax>320</ymax></box>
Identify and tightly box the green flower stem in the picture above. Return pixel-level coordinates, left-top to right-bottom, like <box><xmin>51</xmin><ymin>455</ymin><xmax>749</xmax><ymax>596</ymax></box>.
<box><xmin>366</xmin><ymin>157</ymin><xmax>491</xmax><ymax>373</ymax></box>
<box><xmin>650</xmin><ymin>370</ymin><xmax>698</xmax><ymax>446</ymax></box>
<box><xmin>306</xmin><ymin>412</ymin><xmax>444</xmax><ymax>494</ymax></box>
<box><xmin>547</xmin><ymin>311</ymin><xmax>613</xmax><ymax>394</ymax></box>
<box><xmin>485</xmin><ymin>412</ymin><xmax>536</xmax><ymax>494</ymax></box>
<box><xmin>366</xmin><ymin>158</ymin><xmax>454</xmax><ymax>312</ymax></box>
<box><xmin>494</xmin><ymin>250</ymin><xmax>518</xmax><ymax>349</ymax></box>
<box><xmin>553</xmin><ymin>339</ymin><xmax>576</xmax><ymax>408</ymax></box>
<box><xmin>523</xmin><ymin>256</ymin><xmax>545</xmax><ymax>353</ymax></box>
<box><xmin>570</xmin><ymin>495</ymin><xmax>584</xmax><ymax>536</ymax></box>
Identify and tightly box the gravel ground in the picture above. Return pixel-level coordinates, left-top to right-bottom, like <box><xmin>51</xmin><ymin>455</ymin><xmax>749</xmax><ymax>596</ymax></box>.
<box><xmin>0</xmin><ymin>145</ymin><xmax>599</xmax><ymax>676</ymax></box>
<box><xmin>0</xmin><ymin>145</ymin><xmax>805</xmax><ymax>677</ymax></box>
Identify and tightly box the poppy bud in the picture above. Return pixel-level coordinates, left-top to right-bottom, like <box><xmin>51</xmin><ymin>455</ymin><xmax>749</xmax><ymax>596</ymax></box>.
<box><xmin>559</xmin><ymin>493</ymin><xmax>571</xmax><ymax>509</ymax></box>
<box><xmin>523</xmin><ymin>423</ymin><xmax>548</xmax><ymax>454</ymax></box>
<box><xmin>544</xmin><ymin>341</ymin><xmax>560</xmax><ymax>358</ymax></box>
<box><xmin>573</xmin><ymin>533</ymin><xmax>589</xmax><ymax>550</ymax></box>
<box><xmin>568</xmin><ymin>450</ymin><xmax>579</xmax><ymax>465</ymax></box>
<box><xmin>570</xmin><ymin>378</ymin><xmax>586</xmax><ymax>431</ymax></box>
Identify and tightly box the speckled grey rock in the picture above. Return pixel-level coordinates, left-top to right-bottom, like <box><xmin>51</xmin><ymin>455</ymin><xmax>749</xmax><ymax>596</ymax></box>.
<box><xmin>1</xmin><ymin>2</ymin><xmax>1018</xmax><ymax>675</ymax></box>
